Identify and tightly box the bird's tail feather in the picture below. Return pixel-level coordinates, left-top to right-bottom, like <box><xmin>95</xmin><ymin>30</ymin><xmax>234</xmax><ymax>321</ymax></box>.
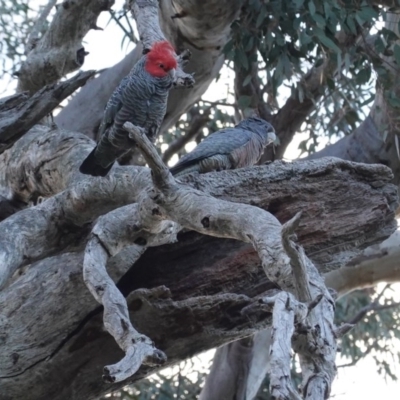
<box><xmin>79</xmin><ymin>148</ymin><xmax>113</xmax><ymax>177</ymax></box>
<box><xmin>170</xmin><ymin>163</ymin><xmax>199</xmax><ymax>177</ymax></box>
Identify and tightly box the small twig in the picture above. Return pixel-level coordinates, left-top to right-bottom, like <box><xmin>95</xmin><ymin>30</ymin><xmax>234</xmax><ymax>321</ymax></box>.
<box><xmin>123</xmin><ymin>121</ymin><xmax>175</xmax><ymax>190</ymax></box>
<box><xmin>347</xmin><ymin>300</ymin><xmax>400</xmax><ymax>326</ymax></box>
<box><xmin>162</xmin><ymin>106</ymin><xmax>211</xmax><ymax>163</ymax></box>
<box><xmin>376</xmin><ymin>283</ymin><xmax>391</xmax><ymax>303</ymax></box>
<box><xmin>202</xmin><ymin>100</ymin><xmax>237</xmax><ymax>108</ymax></box>
<box><xmin>282</xmin><ymin>212</ymin><xmax>313</xmax><ymax>302</ymax></box>
<box><xmin>334</xmin><ymin>323</ymin><xmax>355</xmax><ymax>338</ymax></box>
<box><xmin>109</xmin><ymin>9</ymin><xmax>137</xmax><ymax>44</ymax></box>
<box><xmin>337</xmin><ymin>343</ymin><xmax>375</xmax><ymax>369</ymax></box>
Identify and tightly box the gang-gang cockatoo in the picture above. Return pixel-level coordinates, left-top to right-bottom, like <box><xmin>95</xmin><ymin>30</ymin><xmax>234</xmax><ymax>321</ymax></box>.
<box><xmin>80</xmin><ymin>40</ymin><xmax>178</xmax><ymax>176</ymax></box>
<box><xmin>170</xmin><ymin>117</ymin><xmax>276</xmax><ymax>177</ymax></box>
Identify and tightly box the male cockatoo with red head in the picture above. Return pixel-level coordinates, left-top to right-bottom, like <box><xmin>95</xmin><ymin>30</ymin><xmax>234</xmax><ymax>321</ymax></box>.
<box><xmin>80</xmin><ymin>40</ymin><xmax>178</xmax><ymax>176</ymax></box>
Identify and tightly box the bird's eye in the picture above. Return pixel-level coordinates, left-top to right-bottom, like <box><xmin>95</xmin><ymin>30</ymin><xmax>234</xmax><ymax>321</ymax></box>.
<box><xmin>159</xmin><ymin>63</ymin><xmax>165</xmax><ymax>69</ymax></box>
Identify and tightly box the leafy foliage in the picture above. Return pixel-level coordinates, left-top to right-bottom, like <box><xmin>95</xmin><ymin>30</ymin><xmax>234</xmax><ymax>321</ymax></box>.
<box><xmin>335</xmin><ymin>285</ymin><xmax>400</xmax><ymax>381</ymax></box>
<box><xmin>224</xmin><ymin>0</ymin><xmax>386</xmax><ymax>153</ymax></box>
<box><xmin>2</xmin><ymin>1</ymin><xmax>400</xmax><ymax>398</ymax></box>
<box><xmin>0</xmin><ymin>0</ymin><xmax>35</xmax><ymax>85</ymax></box>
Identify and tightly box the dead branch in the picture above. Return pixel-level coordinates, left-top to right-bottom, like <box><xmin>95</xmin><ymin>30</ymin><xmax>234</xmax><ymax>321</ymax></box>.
<box><xmin>267</xmin><ymin>293</ymin><xmax>304</xmax><ymax>400</ymax></box>
<box><xmin>325</xmin><ymin>230</ymin><xmax>400</xmax><ymax>298</ymax></box>
<box><xmin>83</xmin><ymin>201</ymin><xmax>180</xmax><ymax>382</ymax></box>
<box><xmin>0</xmin><ymin>165</ymin><xmax>151</xmax><ymax>289</ymax></box>
<box><xmin>0</xmin><ymin>153</ymin><xmax>397</xmax><ymax>397</ymax></box>
<box><xmin>81</xmin><ymin>121</ymin><xmax>288</xmax><ymax>380</ymax></box>
<box><xmin>282</xmin><ymin>212</ymin><xmax>312</xmax><ymax>302</ymax></box>
<box><xmin>307</xmin><ymin>14</ymin><xmax>400</xmax><ymax>188</ymax></box>
<box><xmin>0</xmin><ymin>71</ymin><xmax>95</xmax><ymax>153</ymax></box>
<box><xmin>0</xmin><ymin>125</ymin><xmax>396</xmax><ymax>275</ymax></box>
<box><xmin>119</xmin><ymin>122</ymin><xmax>339</xmax><ymax>392</ymax></box>
<box><xmin>282</xmin><ymin>216</ymin><xmax>337</xmax><ymax>399</ymax></box>
<box><xmin>17</xmin><ymin>0</ymin><xmax>114</xmax><ymax>93</ymax></box>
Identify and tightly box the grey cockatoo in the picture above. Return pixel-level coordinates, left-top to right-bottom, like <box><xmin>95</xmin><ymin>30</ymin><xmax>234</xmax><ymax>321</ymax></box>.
<box><xmin>170</xmin><ymin>117</ymin><xmax>276</xmax><ymax>177</ymax></box>
<box><xmin>80</xmin><ymin>41</ymin><xmax>178</xmax><ymax>176</ymax></box>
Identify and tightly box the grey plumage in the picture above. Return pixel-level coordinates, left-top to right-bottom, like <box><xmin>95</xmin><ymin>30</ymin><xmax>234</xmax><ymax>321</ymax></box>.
<box><xmin>80</xmin><ymin>57</ymin><xmax>175</xmax><ymax>176</ymax></box>
<box><xmin>170</xmin><ymin>117</ymin><xmax>276</xmax><ymax>177</ymax></box>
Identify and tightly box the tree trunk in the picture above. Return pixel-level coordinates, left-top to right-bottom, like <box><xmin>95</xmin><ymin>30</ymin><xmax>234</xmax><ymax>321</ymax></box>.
<box><xmin>0</xmin><ymin>136</ymin><xmax>397</xmax><ymax>399</ymax></box>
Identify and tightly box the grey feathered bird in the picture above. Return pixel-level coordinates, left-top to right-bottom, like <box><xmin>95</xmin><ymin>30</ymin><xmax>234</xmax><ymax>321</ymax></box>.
<box><xmin>80</xmin><ymin>41</ymin><xmax>177</xmax><ymax>176</ymax></box>
<box><xmin>170</xmin><ymin>117</ymin><xmax>276</xmax><ymax>177</ymax></box>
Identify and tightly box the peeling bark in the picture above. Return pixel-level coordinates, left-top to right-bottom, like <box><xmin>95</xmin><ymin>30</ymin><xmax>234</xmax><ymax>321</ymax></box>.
<box><xmin>0</xmin><ymin>128</ymin><xmax>397</xmax><ymax>399</ymax></box>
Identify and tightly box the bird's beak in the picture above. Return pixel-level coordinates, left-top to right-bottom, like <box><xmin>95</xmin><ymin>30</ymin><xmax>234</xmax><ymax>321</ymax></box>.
<box><xmin>169</xmin><ymin>68</ymin><xmax>177</xmax><ymax>80</ymax></box>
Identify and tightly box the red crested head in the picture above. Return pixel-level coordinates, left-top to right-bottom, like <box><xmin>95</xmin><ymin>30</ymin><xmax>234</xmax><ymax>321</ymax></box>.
<box><xmin>145</xmin><ymin>41</ymin><xmax>177</xmax><ymax>78</ymax></box>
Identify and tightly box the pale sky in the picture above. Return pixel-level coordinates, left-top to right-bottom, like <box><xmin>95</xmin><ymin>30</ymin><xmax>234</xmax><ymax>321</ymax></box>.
<box><xmin>3</xmin><ymin>1</ymin><xmax>400</xmax><ymax>398</ymax></box>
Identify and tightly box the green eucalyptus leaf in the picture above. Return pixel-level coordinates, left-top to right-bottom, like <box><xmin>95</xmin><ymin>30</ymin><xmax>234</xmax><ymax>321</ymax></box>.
<box><xmin>308</xmin><ymin>0</ymin><xmax>316</xmax><ymax>16</ymax></box>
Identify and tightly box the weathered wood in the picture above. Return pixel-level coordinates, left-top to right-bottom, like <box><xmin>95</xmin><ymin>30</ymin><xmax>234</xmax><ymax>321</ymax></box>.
<box><xmin>0</xmin><ymin>71</ymin><xmax>95</xmax><ymax>154</ymax></box>
<box><xmin>0</xmin><ymin>155</ymin><xmax>397</xmax><ymax>399</ymax></box>
<box><xmin>17</xmin><ymin>0</ymin><xmax>113</xmax><ymax>93</ymax></box>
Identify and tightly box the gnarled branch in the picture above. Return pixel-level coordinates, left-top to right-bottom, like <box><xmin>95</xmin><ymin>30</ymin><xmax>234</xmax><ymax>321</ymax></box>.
<box><xmin>0</xmin><ymin>71</ymin><xmax>95</xmax><ymax>153</ymax></box>
<box><xmin>17</xmin><ymin>0</ymin><xmax>114</xmax><ymax>93</ymax></box>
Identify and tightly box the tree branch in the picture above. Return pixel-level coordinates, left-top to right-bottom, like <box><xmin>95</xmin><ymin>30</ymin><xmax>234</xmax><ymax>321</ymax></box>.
<box><xmin>325</xmin><ymin>230</ymin><xmax>400</xmax><ymax>298</ymax></box>
<box><xmin>17</xmin><ymin>0</ymin><xmax>114</xmax><ymax>93</ymax></box>
<box><xmin>261</xmin><ymin>30</ymin><xmax>376</xmax><ymax>162</ymax></box>
<box><xmin>0</xmin><ymin>70</ymin><xmax>95</xmax><ymax>153</ymax></box>
<box><xmin>267</xmin><ymin>293</ymin><xmax>304</xmax><ymax>400</ymax></box>
<box><xmin>162</xmin><ymin>106</ymin><xmax>211</xmax><ymax>163</ymax></box>
<box><xmin>282</xmin><ymin>215</ymin><xmax>336</xmax><ymax>400</ymax></box>
<box><xmin>127</xmin><ymin>0</ymin><xmax>194</xmax><ymax>88</ymax></box>
<box><xmin>83</xmin><ymin>199</ymin><xmax>180</xmax><ymax>382</ymax></box>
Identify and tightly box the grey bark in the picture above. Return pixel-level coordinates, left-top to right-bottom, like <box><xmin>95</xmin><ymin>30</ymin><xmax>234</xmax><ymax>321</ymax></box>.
<box><xmin>212</xmin><ymin>14</ymin><xmax>400</xmax><ymax>398</ymax></box>
<box><xmin>17</xmin><ymin>0</ymin><xmax>114</xmax><ymax>93</ymax></box>
<box><xmin>1</xmin><ymin>2</ymin><xmax>399</xmax><ymax>399</ymax></box>
<box><xmin>0</xmin><ymin>126</ymin><xmax>397</xmax><ymax>399</ymax></box>
<box><xmin>0</xmin><ymin>70</ymin><xmax>95</xmax><ymax>153</ymax></box>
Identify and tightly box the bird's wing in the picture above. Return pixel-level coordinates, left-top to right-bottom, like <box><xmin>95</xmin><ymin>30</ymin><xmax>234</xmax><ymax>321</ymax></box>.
<box><xmin>98</xmin><ymin>76</ymin><xmax>130</xmax><ymax>137</ymax></box>
<box><xmin>171</xmin><ymin>128</ymin><xmax>252</xmax><ymax>173</ymax></box>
